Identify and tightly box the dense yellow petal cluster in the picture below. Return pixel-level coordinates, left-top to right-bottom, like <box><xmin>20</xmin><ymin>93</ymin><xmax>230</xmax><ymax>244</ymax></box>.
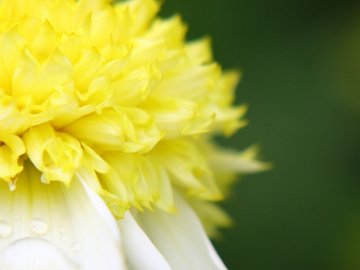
<box><xmin>0</xmin><ymin>0</ymin><xmax>267</xmax><ymax>235</ymax></box>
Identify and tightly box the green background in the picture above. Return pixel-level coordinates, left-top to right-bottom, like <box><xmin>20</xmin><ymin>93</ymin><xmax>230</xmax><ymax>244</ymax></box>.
<box><xmin>160</xmin><ymin>1</ymin><xmax>360</xmax><ymax>269</ymax></box>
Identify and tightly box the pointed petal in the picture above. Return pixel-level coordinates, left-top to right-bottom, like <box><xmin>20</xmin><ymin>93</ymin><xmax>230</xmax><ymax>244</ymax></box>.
<box><xmin>118</xmin><ymin>212</ymin><xmax>171</xmax><ymax>270</ymax></box>
<box><xmin>136</xmin><ymin>193</ymin><xmax>227</xmax><ymax>270</ymax></box>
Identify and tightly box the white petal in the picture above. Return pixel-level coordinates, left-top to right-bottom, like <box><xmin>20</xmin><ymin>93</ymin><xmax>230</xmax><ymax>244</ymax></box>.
<box><xmin>118</xmin><ymin>212</ymin><xmax>171</xmax><ymax>270</ymax></box>
<box><xmin>0</xmin><ymin>238</ymin><xmax>79</xmax><ymax>270</ymax></box>
<box><xmin>77</xmin><ymin>172</ymin><xmax>120</xmax><ymax>241</ymax></box>
<box><xmin>0</xmin><ymin>166</ymin><xmax>127</xmax><ymax>270</ymax></box>
<box><xmin>135</xmin><ymin>192</ymin><xmax>227</xmax><ymax>270</ymax></box>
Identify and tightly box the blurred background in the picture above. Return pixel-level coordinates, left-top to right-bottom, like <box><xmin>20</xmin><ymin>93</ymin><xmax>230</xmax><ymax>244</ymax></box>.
<box><xmin>160</xmin><ymin>1</ymin><xmax>360</xmax><ymax>269</ymax></box>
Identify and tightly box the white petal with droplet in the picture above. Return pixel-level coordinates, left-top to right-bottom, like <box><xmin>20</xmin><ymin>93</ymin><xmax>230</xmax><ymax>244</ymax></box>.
<box><xmin>0</xmin><ymin>238</ymin><xmax>79</xmax><ymax>270</ymax></box>
<box><xmin>0</xmin><ymin>166</ymin><xmax>126</xmax><ymax>270</ymax></box>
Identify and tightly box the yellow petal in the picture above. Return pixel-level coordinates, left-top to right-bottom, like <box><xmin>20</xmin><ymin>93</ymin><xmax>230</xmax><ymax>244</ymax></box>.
<box><xmin>0</xmin><ymin>134</ymin><xmax>25</xmax><ymax>186</ymax></box>
<box><xmin>23</xmin><ymin>123</ymin><xmax>82</xmax><ymax>185</ymax></box>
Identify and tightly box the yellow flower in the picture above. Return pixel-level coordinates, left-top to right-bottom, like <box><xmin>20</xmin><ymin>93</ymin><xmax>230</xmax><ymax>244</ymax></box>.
<box><xmin>0</xmin><ymin>0</ymin><xmax>268</xmax><ymax>268</ymax></box>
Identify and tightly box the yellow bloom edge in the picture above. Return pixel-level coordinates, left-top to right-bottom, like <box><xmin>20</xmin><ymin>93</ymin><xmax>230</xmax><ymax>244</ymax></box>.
<box><xmin>0</xmin><ymin>0</ymin><xmax>269</xmax><ymax>236</ymax></box>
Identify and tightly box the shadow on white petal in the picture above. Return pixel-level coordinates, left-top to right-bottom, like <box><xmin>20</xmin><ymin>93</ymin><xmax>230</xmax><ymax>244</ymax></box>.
<box><xmin>135</xmin><ymin>192</ymin><xmax>227</xmax><ymax>270</ymax></box>
<box><xmin>118</xmin><ymin>212</ymin><xmax>171</xmax><ymax>270</ymax></box>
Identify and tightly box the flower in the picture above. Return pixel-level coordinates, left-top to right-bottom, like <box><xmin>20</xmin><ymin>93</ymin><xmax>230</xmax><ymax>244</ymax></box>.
<box><xmin>0</xmin><ymin>0</ymin><xmax>268</xmax><ymax>269</ymax></box>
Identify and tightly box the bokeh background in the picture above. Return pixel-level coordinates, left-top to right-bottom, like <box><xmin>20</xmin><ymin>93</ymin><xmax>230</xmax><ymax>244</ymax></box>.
<box><xmin>160</xmin><ymin>1</ymin><xmax>360</xmax><ymax>269</ymax></box>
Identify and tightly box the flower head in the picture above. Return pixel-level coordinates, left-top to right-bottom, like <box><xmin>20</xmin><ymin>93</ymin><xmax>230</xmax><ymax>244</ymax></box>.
<box><xmin>0</xmin><ymin>0</ymin><xmax>268</xmax><ymax>268</ymax></box>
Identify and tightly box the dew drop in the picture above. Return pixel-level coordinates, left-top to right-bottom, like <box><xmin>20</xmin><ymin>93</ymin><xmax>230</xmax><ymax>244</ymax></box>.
<box><xmin>71</xmin><ymin>241</ymin><xmax>81</xmax><ymax>252</ymax></box>
<box><xmin>40</xmin><ymin>174</ymin><xmax>49</xmax><ymax>184</ymax></box>
<box><xmin>8</xmin><ymin>183</ymin><xmax>16</xmax><ymax>191</ymax></box>
<box><xmin>30</xmin><ymin>218</ymin><xmax>48</xmax><ymax>236</ymax></box>
<box><xmin>0</xmin><ymin>220</ymin><xmax>12</xmax><ymax>238</ymax></box>
<box><xmin>60</xmin><ymin>237</ymin><xmax>66</xmax><ymax>244</ymax></box>
<box><xmin>58</xmin><ymin>225</ymin><xmax>65</xmax><ymax>234</ymax></box>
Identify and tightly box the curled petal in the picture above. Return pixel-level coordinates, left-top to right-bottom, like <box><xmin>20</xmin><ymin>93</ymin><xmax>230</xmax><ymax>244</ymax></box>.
<box><xmin>23</xmin><ymin>124</ymin><xmax>83</xmax><ymax>185</ymax></box>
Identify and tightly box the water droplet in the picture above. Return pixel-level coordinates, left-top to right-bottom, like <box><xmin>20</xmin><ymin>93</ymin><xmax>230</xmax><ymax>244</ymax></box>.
<box><xmin>40</xmin><ymin>174</ymin><xmax>49</xmax><ymax>184</ymax></box>
<box><xmin>60</xmin><ymin>237</ymin><xmax>66</xmax><ymax>244</ymax></box>
<box><xmin>8</xmin><ymin>183</ymin><xmax>16</xmax><ymax>191</ymax></box>
<box><xmin>58</xmin><ymin>225</ymin><xmax>64</xmax><ymax>234</ymax></box>
<box><xmin>71</xmin><ymin>241</ymin><xmax>81</xmax><ymax>252</ymax></box>
<box><xmin>30</xmin><ymin>218</ymin><xmax>48</xmax><ymax>236</ymax></box>
<box><xmin>0</xmin><ymin>221</ymin><xmax>12</xmax><ymax>238</ymax></box>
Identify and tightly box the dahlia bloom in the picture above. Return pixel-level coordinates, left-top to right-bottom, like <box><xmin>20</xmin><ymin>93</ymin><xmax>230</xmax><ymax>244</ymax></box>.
<box><xmin>0</xmin><ymin>0</ymin><xmax>267</xmax><ymax>269</ymax></box>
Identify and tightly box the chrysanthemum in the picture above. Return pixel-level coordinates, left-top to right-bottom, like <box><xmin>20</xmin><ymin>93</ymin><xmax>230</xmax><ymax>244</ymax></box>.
<box><xmin>0</xmin><ymin>0</ymin><xmax>268</xmax><ymax>269</ymax></box>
